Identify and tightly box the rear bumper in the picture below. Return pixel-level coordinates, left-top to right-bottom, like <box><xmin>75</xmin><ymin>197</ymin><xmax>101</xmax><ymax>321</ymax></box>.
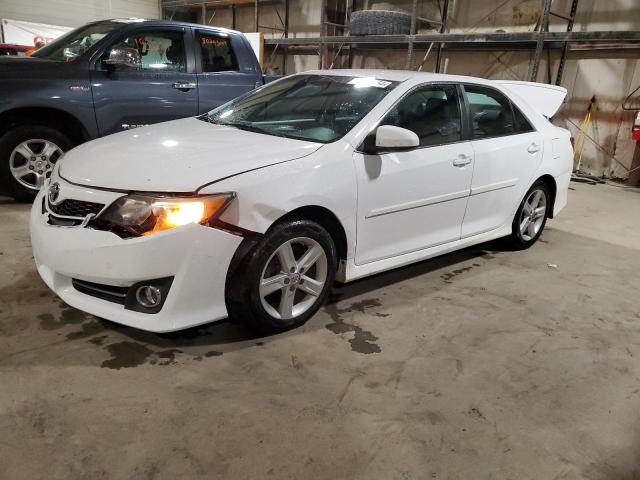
<box><xmin>30</xmin><ymin>190</ymin><xmax>243</xmax><ymax>332</ymax></box>
<box><xmin>553</xmin><ymin>171</ymin><xmax>571</xmax><ymax>217</ymax></box>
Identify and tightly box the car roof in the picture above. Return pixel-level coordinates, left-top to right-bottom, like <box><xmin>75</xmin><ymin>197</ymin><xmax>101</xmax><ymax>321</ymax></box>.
<box><xmin>100</xmin><ymin>18</ymin><xmax>241</xmax><ymax>36</ymax></box>
<box><xmin>304</xmin><ymin>69</ymin><xmax>499</xmax><ymax>87</ymax></box>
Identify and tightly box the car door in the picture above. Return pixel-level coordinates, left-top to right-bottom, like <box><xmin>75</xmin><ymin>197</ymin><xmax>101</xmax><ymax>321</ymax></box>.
<box><xmin>90</xmin><ymin>26</ymin><xmax>199</xmax><ymax>136</ymax></box>
<box><xmin>194</xmin><ymin>30</ymin><xmax>262</xmax><ymax>114</ymax></box>
<box><xmin>354</xmin><ymin>84</ymin><xmax>474</xmax><ymax>265</ymax></box>
<box><xmin>460</xmin><ymin>84</ymin><xmax>544</xmax><ymax>238</ymax></box>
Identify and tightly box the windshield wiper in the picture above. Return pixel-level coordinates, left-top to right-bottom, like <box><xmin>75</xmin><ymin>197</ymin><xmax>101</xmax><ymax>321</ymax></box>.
<box><xmin>222</xmin><ymin>122</ymin><xmax>271</xmax><ymax>135</ymax></box>
<box><xmin>202</xmin><ymin>117</ymin><xmax>291</xmax><ymax>138</ymax></box>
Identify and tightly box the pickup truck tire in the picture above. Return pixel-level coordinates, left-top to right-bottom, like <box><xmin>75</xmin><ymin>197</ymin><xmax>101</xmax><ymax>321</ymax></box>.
<box><xmin>0</xmin><ymin>125</ymin><xmax>73</xmax><ymax>202</ymax></box>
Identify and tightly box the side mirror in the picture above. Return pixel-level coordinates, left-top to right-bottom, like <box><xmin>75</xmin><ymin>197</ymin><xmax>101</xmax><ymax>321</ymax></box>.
<box><xmin>362</xmin><ymin>125</ymin><xmax>420</xmax><ymax>155</ymax></box>
<box><xmin>103</xmin><ymin>47</ymin><xmax>140</xmax><ymax>69</ymax></box>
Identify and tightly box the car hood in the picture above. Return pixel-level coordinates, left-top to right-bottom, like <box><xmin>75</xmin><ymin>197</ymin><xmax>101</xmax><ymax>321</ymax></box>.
<box><xmin>59</xmin><ymin>117</ymin><xmax>323</xmax><ymax>192</ymax></box>
<box><xmin>0</xmin><ymin>56</ymin><xmax>69</xmax><ymax>82</ymax></box>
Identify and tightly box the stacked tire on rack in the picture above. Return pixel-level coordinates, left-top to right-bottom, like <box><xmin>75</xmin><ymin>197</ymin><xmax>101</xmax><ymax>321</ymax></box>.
<box><xmin>349</xmin><ymin>10</ymin><xmax>412</xmax><ymax>36</ymax></box>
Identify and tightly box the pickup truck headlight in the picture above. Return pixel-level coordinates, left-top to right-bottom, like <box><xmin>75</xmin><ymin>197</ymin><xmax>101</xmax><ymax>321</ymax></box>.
<box><xmin>99</xmin><ymin>193</ymin><xmax>235</xmax><ymax>237</ymax></box>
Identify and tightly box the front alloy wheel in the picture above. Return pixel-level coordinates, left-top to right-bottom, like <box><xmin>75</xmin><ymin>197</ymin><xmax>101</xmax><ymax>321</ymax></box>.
<box><xmin>259</xmin><ymin>237</ymin><xmax>328</xmax><ymax>320</ymax></box>
<box><xmin>226</xmin><ymin>219</ymin><xmax>337</xmax><ymax>332</ymax></box>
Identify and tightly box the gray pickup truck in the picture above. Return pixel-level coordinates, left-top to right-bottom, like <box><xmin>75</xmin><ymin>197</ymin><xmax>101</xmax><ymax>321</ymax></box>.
<box><xmin>0</xmin><ymin>18</ymin><xmax>275</xmax><ymax>201</ymax></box>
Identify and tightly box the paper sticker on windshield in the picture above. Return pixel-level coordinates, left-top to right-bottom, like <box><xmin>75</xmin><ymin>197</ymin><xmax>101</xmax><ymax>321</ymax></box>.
<box><xmin>348</xmin><ymin>77</ymin><xmax>392</xmax><ymax>88</ymax></box>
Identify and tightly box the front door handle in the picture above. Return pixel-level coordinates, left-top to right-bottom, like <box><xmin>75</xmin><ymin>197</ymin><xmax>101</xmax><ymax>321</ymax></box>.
<box><xmin>452</xmin><ymin>154</ymin><xmax>472</xmax><ymax>167</ymax></box>
<box><xmin>173</xmin><ymin>81</ymin><xmax>197</xmax><ymax>90</ymax></box>
<box><xmin>527</xmin><ymin>143</ymin><xmax>541</xmax><ymax>154</ymax></box>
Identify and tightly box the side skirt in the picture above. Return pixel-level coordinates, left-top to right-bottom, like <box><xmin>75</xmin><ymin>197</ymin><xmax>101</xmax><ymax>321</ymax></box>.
<box><xmin>337</xmin><ymin>224</ymin><xmax>511</xmax><ymax>283</ymax></box>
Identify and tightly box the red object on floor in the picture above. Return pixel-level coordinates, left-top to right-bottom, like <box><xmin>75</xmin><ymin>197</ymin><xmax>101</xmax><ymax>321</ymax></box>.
<box><xmin>632</xmin><ymin>111</ymin><xmax>640</xmax><ymax>141</ymax></box>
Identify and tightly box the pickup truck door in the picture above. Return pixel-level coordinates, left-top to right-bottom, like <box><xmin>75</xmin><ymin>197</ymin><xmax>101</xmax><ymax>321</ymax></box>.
<box><xmin>193</xmin><ymin>30</ymin><xmax>263</xmax><ymax>114</ymax></box>
<box><xmin>90</xmin><ymin>26</ymin><xmax>199</xmax><ymax>136</ymax></box>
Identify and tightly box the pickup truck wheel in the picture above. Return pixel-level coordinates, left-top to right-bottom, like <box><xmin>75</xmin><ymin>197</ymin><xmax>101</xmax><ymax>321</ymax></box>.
<box><xmin>226</xmin><ymin>219</ymin><xmax>337</xmax><ymax>333</ymax></box>
<box><xmin>0</xmin><ymin>125</ymin><xmax>73</xmax><ymax>202</ymax></box>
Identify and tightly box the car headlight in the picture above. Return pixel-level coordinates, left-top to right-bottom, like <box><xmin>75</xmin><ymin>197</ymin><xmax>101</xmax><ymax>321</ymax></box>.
<box><xmin>99</xmin><ymin>192</ymin><xmax>235</xmax><ymax>237</ymax></box>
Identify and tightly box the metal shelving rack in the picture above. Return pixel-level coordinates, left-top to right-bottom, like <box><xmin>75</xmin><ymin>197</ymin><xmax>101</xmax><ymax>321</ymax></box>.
<box><xmin>161</xmin><ymin>0</ymin><xmax>640</xmax><ymax>85</ymax></box>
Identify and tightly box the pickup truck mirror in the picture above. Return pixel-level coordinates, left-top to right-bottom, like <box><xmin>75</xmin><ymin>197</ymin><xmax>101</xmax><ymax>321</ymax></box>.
<box><xmin>103</xmin><ymin>47</ymin><xmax>140</xmax><ymax>69</ymax></box>
<box><xmin>361</xmin><ymin>125</ymin><xmax>420</xmax><ymax>155</ymax></box>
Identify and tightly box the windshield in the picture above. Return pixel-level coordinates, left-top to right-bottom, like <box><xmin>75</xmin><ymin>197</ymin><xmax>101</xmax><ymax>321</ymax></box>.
<box><xmin>205</xmin><ymin>74</ymin><xmax>398</xmax><ymax>143</ymax></box>
<box><xmin>32</xmin><ymin>21</ymin><xmax>122</xmax><ymax>61</ymax></box>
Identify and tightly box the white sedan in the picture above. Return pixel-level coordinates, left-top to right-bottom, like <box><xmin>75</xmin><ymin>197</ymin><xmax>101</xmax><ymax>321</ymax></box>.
<box><xmin>30</xmin><ymin>70</ymin><xmax>573</xmax><ymax>333</ymax></box>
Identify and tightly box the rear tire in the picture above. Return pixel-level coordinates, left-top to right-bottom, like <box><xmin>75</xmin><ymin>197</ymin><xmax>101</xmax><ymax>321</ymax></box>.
<box><xmin>507</xmin><ymin>180</ymin><xmax>550</xmax><ymax>249</ymax></box>
<box><xmin>226</xmin><ymin>219</ymin><xmax>337</xmax><ymax>333</ymax></box>
<box><xmin>0</xmin><ymin>125</ymin><xmax>73</xmax><ymax>202</ymax></box>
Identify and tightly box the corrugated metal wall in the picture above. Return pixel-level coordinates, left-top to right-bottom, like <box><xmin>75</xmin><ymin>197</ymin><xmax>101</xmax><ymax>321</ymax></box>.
<box><xmin>0</xmin><ymin>0</ymin><xmax>159</xmax><ymax>28</ymax></box>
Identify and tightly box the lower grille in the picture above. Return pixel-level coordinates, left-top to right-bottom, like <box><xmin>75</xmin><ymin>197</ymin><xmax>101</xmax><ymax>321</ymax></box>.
<box><xmin>72</xmin><ymin>279</ymin><xmax>128</xmax><ymax>305</ymax></box>
<box><xmin>72</xmin><ymin>277</ymin><xmax>174</xmax><ymax>314</ymax></box>
<box><xmin>49</xmin><ymin>199</ymin><xmax>105</xmax><ymax>218</ymax></box>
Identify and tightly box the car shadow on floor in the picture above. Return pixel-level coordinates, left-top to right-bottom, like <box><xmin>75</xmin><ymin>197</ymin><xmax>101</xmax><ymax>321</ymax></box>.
<box><xmin>102</xmin><ymin>239</ymin><xmax>507</xmax><ymax>354</ymax></box>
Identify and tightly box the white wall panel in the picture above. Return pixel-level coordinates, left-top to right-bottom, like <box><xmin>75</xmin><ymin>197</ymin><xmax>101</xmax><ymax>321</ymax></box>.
<box><xmin>0</xmin><ymin>0</ymin><xmax>159</xmax><ymax>28</ymax></box>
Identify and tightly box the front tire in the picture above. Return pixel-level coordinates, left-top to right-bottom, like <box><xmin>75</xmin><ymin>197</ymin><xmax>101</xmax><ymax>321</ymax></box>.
<box><xmin>226</xmin><ymin>219</ymin><xmax>337</xmax><ymax>332</ymax></box>
<box><xmin>0</xmin><ymin>125</ymin><xmax>72</xmax><ymax>202</ymax></box>
<box><xmin>508</xmin><ymin>180</ymin><xmax>550</xmax><ymax>249</ymax></box>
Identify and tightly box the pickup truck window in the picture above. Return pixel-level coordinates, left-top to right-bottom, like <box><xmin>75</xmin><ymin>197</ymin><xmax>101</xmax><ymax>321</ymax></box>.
<box><xmin>107</xmin><ymin>30</ymin><xmax>186</xmax><ymax>72</ymax></box>
<box><xmin>205</xmin><ymin>74</ymin><xmax>398</xmax><ymax>143</ymax></box>
<box><xmin>197</xmin><ymin>32</ymin><xmax>238</xmax><ymax>72</ymax></box>
<box><xmin>32</xmin><ymin>21</ymin><xmax>121</xmax><ymax>61</ymax></box>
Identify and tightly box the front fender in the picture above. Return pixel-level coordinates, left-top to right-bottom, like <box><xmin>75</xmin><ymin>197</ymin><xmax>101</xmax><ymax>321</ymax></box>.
<box><xmin>201</xmin><ymin>141</ymin><xmax>357</xmax><ymax>255</ymax></box>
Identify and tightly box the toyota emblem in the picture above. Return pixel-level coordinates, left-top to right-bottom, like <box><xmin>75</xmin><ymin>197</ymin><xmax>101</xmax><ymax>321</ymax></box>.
<box><xmin>48</xmin><ymin>182</ymin><xmax>60</xmax><ymax>204</ymax></box>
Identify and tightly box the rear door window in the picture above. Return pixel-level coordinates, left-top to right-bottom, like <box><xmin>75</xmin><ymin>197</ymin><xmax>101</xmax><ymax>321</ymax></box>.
<box><xmin>465</xmin><ymin>86</ymin><xmax>515</xmax><ymax>139</ymax></box>
<box><xmin>197</xmin><ymin>32</ymin><xmax>239</xmax><ymax>72</ymax></box>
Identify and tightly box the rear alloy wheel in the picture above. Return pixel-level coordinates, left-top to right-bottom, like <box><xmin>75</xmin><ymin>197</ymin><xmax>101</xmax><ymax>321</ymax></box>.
<box><xmin>0</xmin><ymin>125</ymin><xmax>73</xmax><ymax>202</ymax></box>
<box><xmin>508</xmin><ymin>181</ymin><xmax>550</xmax><ymax>249</ymax></box>
<box><xmin>227</xmin><ymin>220</ymin><xmax>337</xmax><ymax>332</ymax></box>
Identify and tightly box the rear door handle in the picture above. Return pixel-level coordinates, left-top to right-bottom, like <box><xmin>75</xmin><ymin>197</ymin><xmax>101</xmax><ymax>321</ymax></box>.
<box><xmin>173</xmin><ymin>81</ymin><xmax>197</xmax><ymax>90</ymax></box>
<box><xmin>452</xmin><ymin>154</ymin><xmax>472</xmax><ymax>167</ymax></box>
<box><xmin>527</xmin><ymin>143</ymin><xmax>541</xmax><ymax>154</ymax></box>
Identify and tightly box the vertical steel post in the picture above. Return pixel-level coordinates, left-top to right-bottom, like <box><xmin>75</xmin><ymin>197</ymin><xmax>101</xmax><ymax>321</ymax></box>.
<box><xmin>405</xmin><ymin>0</ymin><xmax>419</xmax><ymax>69</ymax></box>
<box><xmin>318</xmin><ymin>0</ymin><xmax>327</xmax><ymax>69</ymax></box>
<box><xmin>231</xmin><ymin>5</ymin><xmax>236</xmax><ymax>29</ymax></box>
<box><xmin>435</xmin><ymin>0</ymin><xmax>449</xmax><ymax>73</ymax></box>
<box><xmin>254</xmin><ymin>0</ymin><xmax>259</xmax><ymax>32</ymax></box>
<box><xmin>347</xmin><ymin>0</ymin><xmax>355</xmax><ymax>68</ymax></box>
<box><xmin>555</xmin><ymin>0</ymin><xmax>579</xmax><ymax>86</ymax></box>
<box><xmin>529</xmin><ymin>0</ymin><xmax>552</xmax><ymax>82</ymax></box>
<box><xmin>282</xmin><ymin>0</ymin><xmax>290</xmax><ymax>75</ymax></box>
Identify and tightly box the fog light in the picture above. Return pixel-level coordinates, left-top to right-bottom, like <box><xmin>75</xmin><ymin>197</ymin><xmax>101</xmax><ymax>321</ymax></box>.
<box><xmin>135</xmin><ymin>285</ymin><xmax>162</xmax><ymax>308</ymax></box>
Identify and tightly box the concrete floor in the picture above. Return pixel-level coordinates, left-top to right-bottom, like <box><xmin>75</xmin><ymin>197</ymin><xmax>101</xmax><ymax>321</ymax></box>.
<box><xmin>1</xmin><ymin>181</ymin><xmax>639</xmax><ymax>480</ymax></box>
